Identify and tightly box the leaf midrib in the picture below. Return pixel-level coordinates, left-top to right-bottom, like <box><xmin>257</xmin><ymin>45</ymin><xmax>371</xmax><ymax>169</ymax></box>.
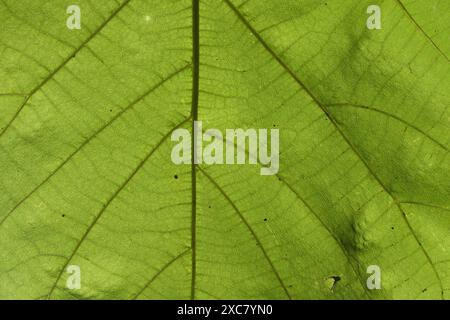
<box><xmin>190</xmin><ymin>0</ymin><xmax>200</xmax><ymax>301</ymax></box>
<box><xmin>1</xmin><ymin>0</ymin><xmax>446</xmax><ymax>300</ymax></box>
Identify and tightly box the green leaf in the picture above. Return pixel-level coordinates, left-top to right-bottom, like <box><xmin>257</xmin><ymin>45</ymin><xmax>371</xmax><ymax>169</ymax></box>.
<box><xmin>0</xmin><ymin>0</ymin><xmax>449</xmax><ymax>300</ymax></box>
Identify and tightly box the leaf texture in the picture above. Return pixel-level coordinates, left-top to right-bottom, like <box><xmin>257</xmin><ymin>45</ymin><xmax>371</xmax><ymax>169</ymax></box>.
<box><xmin>0</xmin><ymin>0</ymin><xmax>449</xmax><ymax>300</ymax></box>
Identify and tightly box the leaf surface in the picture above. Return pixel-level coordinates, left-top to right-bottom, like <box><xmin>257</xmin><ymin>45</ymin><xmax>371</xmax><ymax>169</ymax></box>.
<box><xmin>0</xmin><ymin>0</ymin><xmax>449</xmax><ymax>300</ymax></box>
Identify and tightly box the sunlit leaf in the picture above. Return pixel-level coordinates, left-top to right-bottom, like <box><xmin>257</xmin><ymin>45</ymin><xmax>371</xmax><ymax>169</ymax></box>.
<box><xmin>0</xmin><ymin>0</ymin><xmax>449</xmax><ymax>300</ymax></box>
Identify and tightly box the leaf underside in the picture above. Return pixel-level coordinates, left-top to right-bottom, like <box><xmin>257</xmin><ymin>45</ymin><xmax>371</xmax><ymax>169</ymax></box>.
<box><xmin>0</xmin><ymin>0</ymin><xmax>449</xmax><ymax>300</ymax></box>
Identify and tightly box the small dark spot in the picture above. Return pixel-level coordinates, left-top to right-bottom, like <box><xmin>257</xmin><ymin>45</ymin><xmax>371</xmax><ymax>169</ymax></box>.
<box><xmin>422</xmin><ymin>288</ymin><xmax>428</xmax><ymax>293</ymax></box>
<box><xmin>391</xmin><ymin>226</ymin><xmax>395</xmax><ymax>230</ymax></box>
<box><xmin>109</xmin><ymin>109</ymin><xmax>113</xmax><ymax>112</ymax></box>
<box><xmin>326</xmin><ymin>275</ymin><xmax>341</xmax><ymax>292</ymax></box>
<box><xmin>208</xmin><ymin>205</ymin><xmax>212</xmax><ymax>209</ymax></box>
<box><xmin>62</xmin><ymin>214</ymin><xmax>66</xmax><ymax>218</ymax></box>
<box><xmin>325</xmin><ymin>275</ymin><xmax>342</xmax><ymax>292</ymax></box>
<box><xmin>331</xmin><ymin>275</ymin><xmax>341</xmax><ymax>282</ymax></box>
<box><xmin>174</xmin><ymin>174</ymin><xmax>178</xmax><ymax>179</ymax></box>
<box><xmin>264</xmin><ymin>218</ymin><xmax>268</xmax><ymax>222</ymax></box>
